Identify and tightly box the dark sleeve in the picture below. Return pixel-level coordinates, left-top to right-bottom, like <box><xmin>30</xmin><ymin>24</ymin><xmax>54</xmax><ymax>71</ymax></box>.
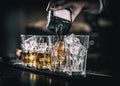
<box><xmin>77</xmin><ymin>0</ymin><xmax>108</xmax><ymax>13</ymax></box>
<box><xmin>82</xmin><ymin>0</ymin><xmax>107</xmax><ymax>14</ymax></box>
<box><xmin>99</xmin><ymin>0</ymin><xmax>108</xmax><ymax>12</ymax></box>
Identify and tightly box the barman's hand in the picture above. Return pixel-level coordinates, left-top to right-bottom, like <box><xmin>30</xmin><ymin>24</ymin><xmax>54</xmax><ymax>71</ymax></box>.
<box><xmin>46</xmin><ymin>0</ymin><xmax>104</xmax><ymax>22</ymax></box>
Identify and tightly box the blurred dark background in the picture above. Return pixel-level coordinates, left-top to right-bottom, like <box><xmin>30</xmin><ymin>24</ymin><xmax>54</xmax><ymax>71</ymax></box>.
<box><xmin>0</xmin><ymin>0</ymin><xmax>119</xmax><ymax>77</ymax></box>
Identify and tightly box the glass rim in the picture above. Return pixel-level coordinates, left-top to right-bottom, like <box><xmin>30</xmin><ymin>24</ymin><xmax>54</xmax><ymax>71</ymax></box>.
<box><xmin>20</xmin><ymin>34</ymin><xmax>89</xmax><ymax>37</ymax></box>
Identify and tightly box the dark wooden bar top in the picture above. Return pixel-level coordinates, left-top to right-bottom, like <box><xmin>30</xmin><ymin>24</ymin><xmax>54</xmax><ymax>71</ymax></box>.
<box><xmin>0</xmin><ymin>62</ymin><xmax>118</xmax><ymax>86</ymax></box>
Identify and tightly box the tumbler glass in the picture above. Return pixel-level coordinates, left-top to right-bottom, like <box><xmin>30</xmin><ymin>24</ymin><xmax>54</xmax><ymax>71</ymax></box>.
<box><xmin>50</xmin><ymin>34</ymin><xmax>89</xmax><ymax>76</ymax></box>
<box><xmin>20</xmin><ymin>35</ymin><xmax>38</xmax><ymax>67</ymax></box>
<box><xmin>36</xmin><ymin>35</ymin><xmax>52</xmax><ymax>69</ymax></box>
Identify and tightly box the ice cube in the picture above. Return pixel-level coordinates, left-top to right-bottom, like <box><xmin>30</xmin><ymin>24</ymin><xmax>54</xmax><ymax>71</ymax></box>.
<box><xmin>22</xmin><ymin>36</ymin><xmax>38</xmax><ymax>52</ymax></box>
<box><xmin>69</xmin><ymin>43</ymin><xmax>80</xmax><ymax>55</ymax></box>
<box><xmin>64</xmin><ymin>34</ymin><xmax>80</xmax><ymax>45</ymax></box>
<box><xmin>38</xmin><ymin>43</ymin><xmax>48</xmax><ymax>53</ymax></box>
<box><xmin>79</xmin><ymin>46</ymin><xmax>87</xmax><ymax>57</ymax></box>
<box><xmin>64</xmin><ymin>34</ymin><xmax>74</xmax><ymax>44</ymax></box>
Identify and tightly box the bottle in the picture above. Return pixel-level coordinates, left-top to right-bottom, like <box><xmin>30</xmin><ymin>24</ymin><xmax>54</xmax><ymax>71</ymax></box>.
<box><xmin>46</xmin><ymin>1</ymin><xmax>72</xmax><ymax>35</ymax></box>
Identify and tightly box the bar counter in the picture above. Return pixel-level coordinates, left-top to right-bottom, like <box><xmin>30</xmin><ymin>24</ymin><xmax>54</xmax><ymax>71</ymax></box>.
<box><xmin>0</xmin><ymin>61</ymin><xmax>118</xmax><ymax>86</ymax></box>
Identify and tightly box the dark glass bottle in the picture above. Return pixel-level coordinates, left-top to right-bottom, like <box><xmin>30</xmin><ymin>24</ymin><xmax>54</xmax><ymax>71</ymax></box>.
<box><xmin>46</xmin><ymin>8</ymin><xmax>72</xmax><ymax>35</ymax></box>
